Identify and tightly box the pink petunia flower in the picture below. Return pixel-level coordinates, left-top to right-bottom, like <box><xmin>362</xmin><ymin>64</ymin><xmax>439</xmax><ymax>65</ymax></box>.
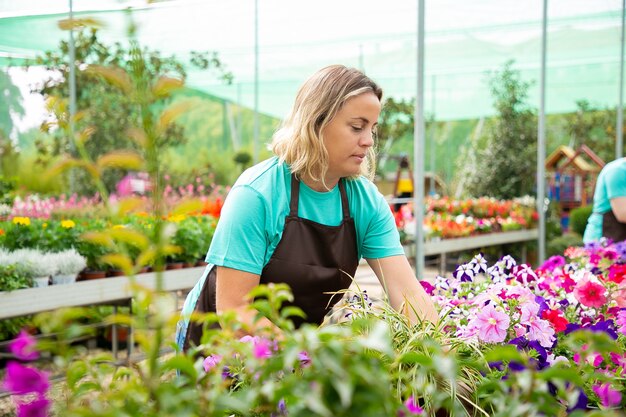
<box><xmin>252</xmin><ymin>338</ymin><xmax>272</xmax><ymax>359</ymax></box>
<box><xmin>574</xmin><ymin>276</ymin><xmax>607</xmax><ymax>308</ymax></box>
<box><xmin>592</xmin><ymin>383</ymin><xmax>622</xmax><ymax>408</ymax></box>
<box><xmin>16</xmin><ymin>397</ymin><xmax>50</xmax><ymax>417</ymax></box>
<box><xmin>404</xmin><ymin>396</ymin><xmax>424</xmax><ymax>414</ymax></box>
<box><xmin>519</xmin><ymin>302</ymin><xmax>555</xmax><ymax>348</ymax></box>
<box><xmin>471</xmin><ymin>304</ymin><xmax>510</xmax><ymax>343</ymax></box>
<box><xmin>203</xmin><ymin>354</ymin><xmax>222</xmax><ymax>372</ymax></box>
<box><xmin>616</xmin><ymin>310</ymin><xmax>626</xmax><ymax>335</ymax></box>
<box><xmin>2</xmin><ymin>362</ymin><xmax>49</xmax><ymax>395</ymax></box>
<box><xmin>8</xmin><ymin>330</ymin><xmax>39</xmax><ymax>361</ymax></box>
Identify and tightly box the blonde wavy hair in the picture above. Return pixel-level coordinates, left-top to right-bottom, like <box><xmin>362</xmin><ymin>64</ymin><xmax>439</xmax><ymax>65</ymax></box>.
<box><xmin>270</xmin><ymin>65</ymin><xmax>383</xmax><ymax>184</ymax></box>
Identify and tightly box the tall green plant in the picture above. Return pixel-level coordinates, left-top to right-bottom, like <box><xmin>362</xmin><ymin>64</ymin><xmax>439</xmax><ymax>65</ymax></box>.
<box><xmin>32</xmin><ymin>24</ymin><xmax>231</xmax><ymax>195</ymax></box>
<box><xmin>460</xmin><ymin>61</ymin><xmax>537</xmax><ymax>199</ymax></box>
<box><xmin>564</xmin><ymin>100</ymin><xmax>620</xmax><ymax>163</ymax></box>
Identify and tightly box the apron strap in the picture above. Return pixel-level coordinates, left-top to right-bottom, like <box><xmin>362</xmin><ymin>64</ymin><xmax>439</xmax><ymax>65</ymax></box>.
<box><xmin>338</xmin><ymin>179</ymin><xmax>350</xmax><ymax>220</ymax></box>
<box><xmin>289</xmin><ymin>173</ymin><xmax>300</xmax><ymax>217</ymax></box>
<box><xmin>289</xmin><ymin>174</ymin><xmax>351</xmax><ymax>220</ymax></box>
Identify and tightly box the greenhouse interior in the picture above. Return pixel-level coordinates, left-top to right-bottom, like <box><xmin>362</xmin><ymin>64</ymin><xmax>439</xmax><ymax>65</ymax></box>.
<box><xmin>0</xmin><ymin>0</ymin><xmax>626</xmax><ymax>416</ymax></box>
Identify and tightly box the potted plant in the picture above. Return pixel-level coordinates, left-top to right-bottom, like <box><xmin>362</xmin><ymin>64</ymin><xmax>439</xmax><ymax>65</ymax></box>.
<box><xmin>75</xmin><ymin>240</ymin><xmax>109</xmax><ymax>280</ymax></box>
<box><xmin>170</xmin><ymin>216</ymin><xmax>204</xmax><ymax>268</ymax></box>
<box><xmin>9</xmin><ymin>248</ymin><xmax>55</xmax><ymax>287</ymax></box>
<box><xmin>50</xmin><ymin>249</ymin><xmax>87</xmax><ymax>285</ymax></box>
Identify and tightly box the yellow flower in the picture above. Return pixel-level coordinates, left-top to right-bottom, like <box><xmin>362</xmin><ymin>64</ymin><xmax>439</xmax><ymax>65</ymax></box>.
<box><xmin>112</xmin><ymin>224</ymin><xmax>126</xmax><ymax>229</ymax></box>
<box><xmin>168</xmin><ymin>214</ymin><xmax>186</xmax><ymax>223</ymax></box>
<box><xmin>12</xmin><ymin>217</ymin><xmax>31</xmax><ymax>226</ymax></box>
<box><xmin>42</xmin><ymin>223</ymin><xmax>48</xmax><ymax>229</ymax></box>
<box><xmin>61</xmin><ymin>219</ymin><xmax>76</xmax><ymax>229</ymax></box>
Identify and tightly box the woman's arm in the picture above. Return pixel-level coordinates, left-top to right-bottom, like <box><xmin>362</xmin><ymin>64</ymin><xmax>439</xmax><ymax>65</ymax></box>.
<box><xmin>366</xmin><ymin>255</ymin><xmax>438</xmax><ymax>325</ymax></box>
<box><xmin>610</xmin><ymin>196</ymin><xmax>626</xmax><ymax>222</ymax></box>
<box><xmin>216</xmin><ymin>266</ymin><xmax>281</xmax><ymax>335</ymax></box>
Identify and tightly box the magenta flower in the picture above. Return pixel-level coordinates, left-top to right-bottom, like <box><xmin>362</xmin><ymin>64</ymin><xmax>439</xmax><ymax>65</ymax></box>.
<box><xmin>471</xmin><ymin>304</ymin><xmax>510</xmax><ymax>343</ymax></box>
<box><xmin>203</xmin><ymin>354</ymin><xmax>222</xmax><ymax>372</ymax></box>
<box><xmin>9</xmin><ymin>330</ymin><xmax>39</xmax><ymax>361</ymax></box>
<box><xmin>2</xmin><ymin>362</ymin><xmax>49</xmax><ymax>395</ymax></box>
<box><xmin>16</xmin><ymin>397</ymin><xmax>50</xmax><ymax>417</ymax></box>
<box><xmin>252</xmin><ymin>338</ymin><xmax>272</xmax><ymax>359</ymax></box>
<box><xmin>404</xmin><ymin>396</ymin><xmax>424</xmax><ymax>414</ymax></box>
<box><xmin>592</xmin><ymin>383</ymin><xmax>622</xmax><ymax>408</ymax></box>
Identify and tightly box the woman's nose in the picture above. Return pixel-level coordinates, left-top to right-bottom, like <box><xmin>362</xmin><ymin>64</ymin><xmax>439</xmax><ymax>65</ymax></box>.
<box><xmin>361</xmin><ymin>131</ymin><xmax>374</xmax><ymax>147</ymax></box>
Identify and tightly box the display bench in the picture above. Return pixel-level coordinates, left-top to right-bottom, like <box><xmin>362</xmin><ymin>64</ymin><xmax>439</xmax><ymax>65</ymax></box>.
<box><xmin>0</xmin><ymin>266</ymin><xmax>205</xmax><ymax>360</ymax></box>
<box><xmin>0</xmin><ymin>266</ymin><xmax>205</xmax><ymax>320</ymax></box>
<box><xmin>406</xmin><ymin>229</ymin><xmax>539</xmax><ymax>274</ymax></box>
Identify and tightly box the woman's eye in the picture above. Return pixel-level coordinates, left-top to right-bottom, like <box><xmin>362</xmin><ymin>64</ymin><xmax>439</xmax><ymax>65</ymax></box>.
<box><xmin>351</xmin><ymin>125</ymin><xmax>363</xmax><ymax>132</ymax></box>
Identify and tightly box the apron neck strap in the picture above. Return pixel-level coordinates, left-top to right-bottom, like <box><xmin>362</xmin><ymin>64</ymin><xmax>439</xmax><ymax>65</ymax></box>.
<box><xmin>289</xmin><ymin>174</ymin><xmax>350</xmax><ymax>220</ymax></box>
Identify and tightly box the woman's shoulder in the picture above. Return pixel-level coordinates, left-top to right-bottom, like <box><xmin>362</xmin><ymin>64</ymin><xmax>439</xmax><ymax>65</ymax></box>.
<box><xmin>345</xmin><ymin>176</ymin><xmax>381</xmax><ymax>194</ymax></box>
<box><xmin>232</xmin><ymin>157</ymin><xmax>289</xmax><ymax>198</ymax></box>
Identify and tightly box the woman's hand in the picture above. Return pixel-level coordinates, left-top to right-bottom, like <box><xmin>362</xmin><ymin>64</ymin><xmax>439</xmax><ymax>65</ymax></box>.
<box><xmin>366</xmin><ymin>255</ymin><xmax>439</xmax><ymax>325</ymax></box>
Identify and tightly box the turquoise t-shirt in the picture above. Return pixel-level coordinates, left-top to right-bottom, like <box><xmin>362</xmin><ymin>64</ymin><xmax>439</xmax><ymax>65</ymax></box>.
<box><xmin>206</xmin><ymin>157</ymin><xmax>404</xmax><ymax>274</ymax></box>
<box><xmin>583</xmin><ymin>158</ymin><xmax>626</xmax><ymax>242</ymax></box>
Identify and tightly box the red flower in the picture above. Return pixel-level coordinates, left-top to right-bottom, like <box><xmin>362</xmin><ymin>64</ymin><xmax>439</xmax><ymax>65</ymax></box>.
<box><xmin>608</xmin><ymin>264</ymin><xmax>626</xmax><ymax>284</ymax></box>
<box><xmin>541</xmin><ymin>309</ymin><xmax>569</xmax><ymax>332</ymax></box>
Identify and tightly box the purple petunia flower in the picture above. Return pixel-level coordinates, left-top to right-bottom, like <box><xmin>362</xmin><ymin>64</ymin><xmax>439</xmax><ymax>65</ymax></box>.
<box><xmin>2</xmin><ymin>362</ymin><xmax>49</xmax><ymax>396</ymax></box>
<box><xmin>500</xmin><ymin>255</ymin><xmax>516</xmax><ymax>271</ymax></box>
<box><xmin>589</xmin><ymin>320</ymin><xmax>619</xmax><ymax>340</ymax></box>
<box><xmin>453</xmin><ymin>263</ymin><xmax>475</xmax><ymax>282</ymax></box>
<box><xmin>567</xmin><ymin>387</ymin><xmax>588</xmax><ymax>412</ymax></box>
<box><xmin>8</xmin><ymin>330</ymin><xmax>39</xmax><ymax>362</ymax></box>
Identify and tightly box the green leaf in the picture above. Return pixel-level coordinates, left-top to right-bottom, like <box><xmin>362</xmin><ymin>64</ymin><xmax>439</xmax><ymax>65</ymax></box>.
<box><xmin>280</xmin><ymin>306</ymin><xmax>306</xmax><ymax>319</ymax></box>
<box><xmin>398</xmin><ymin>351</ymin><xmax>432</xmax><ymax>366</ymax></box>
<box><xmin>537</xmin><ymin>366</ymin><xmax>584</xmax><ymax>385</ymax></box>
<box><xmin>484</xmin><ymin>345</ymin><xmax>525</xmax><ymax>363</ymax></box>
<box><xmin>332</xmin><ymin>378</ymin><xmax>354</xmax><ymax>408</ymax></box>
<box><xmin>66</xmin><ymin>361</ymin><xmax>88</xmax><ymax>389</ymax></box>
<box><xmin>163</xmin><ymin>356</ymin><xmax>197</xmax><ymax>381</ymax></box>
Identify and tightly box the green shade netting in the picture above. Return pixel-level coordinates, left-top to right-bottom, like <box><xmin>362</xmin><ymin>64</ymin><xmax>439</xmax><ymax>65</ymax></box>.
<box><xmin>0</xmin><ymin>0</ymin><xmax>624</xmax><ymax>121</ymax></box>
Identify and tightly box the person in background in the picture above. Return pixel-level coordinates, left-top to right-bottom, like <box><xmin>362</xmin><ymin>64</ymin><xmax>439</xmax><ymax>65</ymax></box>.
<box><xmin>177</xmin><ymin>65</ymin><xmax>438</xmax><ymax>350</ymax></box>
<box><xmin>583</xmin><ymin>157</ymin><xmax>626</xmax><ymax>243</ymax></box>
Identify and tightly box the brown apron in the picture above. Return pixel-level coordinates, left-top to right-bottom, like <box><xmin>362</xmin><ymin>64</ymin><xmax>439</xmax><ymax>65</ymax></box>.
<box><xmin>183</xmin><ymin>174</ymin><xmax>359</xmax><ymax>349</ymax></box>
<box><xmin>602</xmin><ymin>209</ymin><xmax>626</xmax><ymax>243</ymax></box>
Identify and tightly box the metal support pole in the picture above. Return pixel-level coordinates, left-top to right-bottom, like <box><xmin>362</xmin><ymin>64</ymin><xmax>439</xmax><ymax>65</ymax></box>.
<box><xmin>68</xmin><ymin>0</ymin><xmax>77</xmax><ymax>192</ymax></box>
<box><xmin>537</xmin><ymin>0</ymin><xmax>548</xmax><ymax>264</ymax></box>
<box><xmin>617</xmin><ymin>0</ymin><xmax>625</xmax><ymax>158</ymax></box>
<box><xmin>413</xmin><ymin>0</ymin><xmax>426</xmax><ymax>279</ymax></box>
<box><xmin>253</xmin><ymin>0</ymin><xmax>259</xmax><ymax>163</ymax></box>
<box><xmin>429</xmin><ymin>74</ymin><xmax>436</xmax><ymax>195</ymax></box>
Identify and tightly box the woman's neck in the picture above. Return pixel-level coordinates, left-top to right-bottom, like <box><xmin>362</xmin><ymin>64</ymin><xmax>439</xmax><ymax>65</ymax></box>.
<box><xmin>301</xmin><ymin>175</ymin><xmax>338</xmax><ymax>192</ymax></box>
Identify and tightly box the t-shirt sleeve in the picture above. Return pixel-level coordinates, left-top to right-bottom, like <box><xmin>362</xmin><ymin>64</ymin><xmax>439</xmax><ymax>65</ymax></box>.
<box><xmin>605</xmin><ymin>165</ymin><xmax>626</xmax><ymax>199</ymax></box>
<box><xmin>206</xmin><ymin>185</ymin><xmax>268</xmax><ymax>275</ymax></box>
<box><xmin>360</xmin><ymin>190</ymin><xmax>404</xmax><ymax>259</ymax></box>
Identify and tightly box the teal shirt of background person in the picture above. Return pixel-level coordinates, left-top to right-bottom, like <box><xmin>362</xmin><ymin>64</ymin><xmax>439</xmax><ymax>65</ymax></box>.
<box><xmin>206</xmin><ymin>157</ymin><xmax>405</xmax><ymax>275</ymax></box>
<box><xmin>583</xmin><ymin>158</ymin><xmax>626</xmax><ymax>243</ymax></box>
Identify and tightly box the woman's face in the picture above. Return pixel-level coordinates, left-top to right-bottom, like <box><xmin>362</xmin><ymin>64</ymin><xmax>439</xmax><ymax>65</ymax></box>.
<box><xmin>321</xmin><ymin>92</ymin><xmax>381</xmax><ymax>186</ymax></box>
